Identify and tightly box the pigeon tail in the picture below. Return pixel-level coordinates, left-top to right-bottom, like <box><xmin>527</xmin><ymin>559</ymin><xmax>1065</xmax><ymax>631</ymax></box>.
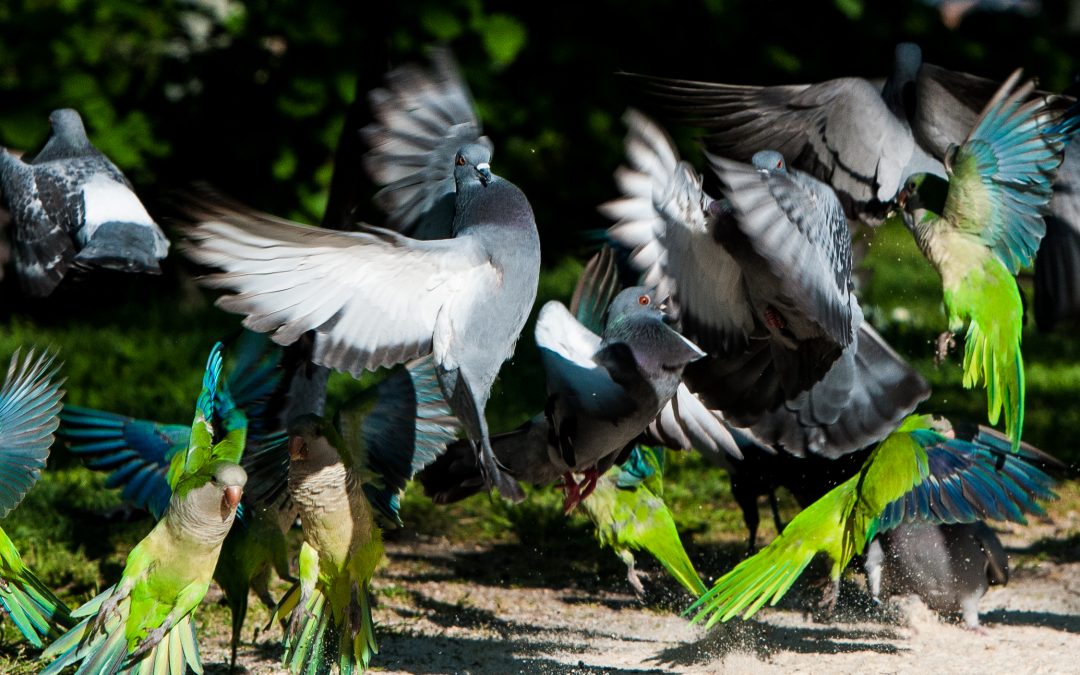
<box><xmin>74</xmin><ymin>220</ymin><xmax>166</xmax><ymax>274</ymax></box>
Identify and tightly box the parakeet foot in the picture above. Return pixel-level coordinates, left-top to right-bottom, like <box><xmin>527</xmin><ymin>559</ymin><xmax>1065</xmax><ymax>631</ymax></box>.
<box><xmin>813</xmin><ymin>577</ymin><xmax>840</xmax><ymax>615</ymax></box>
<box><xmin>130</xmin><ymin>624</ymin><xmax>169</xmax><ymax>659</ymax></box>
<box><xmin>626</xmin><ymin>566</ymin><xmax>647</xmax><ymax>598</ymax></box>
<box><xmin>934</xmin><ymin>332</ymin><xmax>956</xmax><ymax>365</ymax></box>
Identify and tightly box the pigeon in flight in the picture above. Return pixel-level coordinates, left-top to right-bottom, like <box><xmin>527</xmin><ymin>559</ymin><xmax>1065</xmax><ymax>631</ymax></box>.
<box><xmin>0</xmin><ymin>108</ymin><xmax>169</xmax><ymax>296</ymax></box>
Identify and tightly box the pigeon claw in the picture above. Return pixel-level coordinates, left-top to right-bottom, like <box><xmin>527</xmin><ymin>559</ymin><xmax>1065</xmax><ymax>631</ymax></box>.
<box><xmin>560</xmin><ymin>468</ymin><xmax>600</xmax><ymax>514</ymax></box>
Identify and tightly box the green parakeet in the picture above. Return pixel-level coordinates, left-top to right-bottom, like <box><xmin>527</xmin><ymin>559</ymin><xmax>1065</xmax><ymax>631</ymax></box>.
<box><xmin>897</xmin><ymin>71</ymin><xmax>1080</xmax><ymax>450</ymax></box>
<box><xmin>0</xmin><ymin>349</ymin><xmax>70</xmax><ymax>647</ymax></box>
<box><xmin>41</xmin><ymin>343</ymin><xmax>248</xmax><ymax>674</ymax></box>
<box><xmin>274</xmin><ymin>354</ymin><xmax>459</xmax><ymax>674</ymax></box>
<box><xmin>578</xmin><ymin>446</ymin><xmax>707</xmax><ymax>598</ymax></box>
<box><xmin>688</xmin><ymin>414</ymin><xmax>1056</xmax><ymax>627</ymax></box>
<box><xmin>57</xmin><ymin>331</ymin><xmax>294</xmax><ymax>667</ymax></box>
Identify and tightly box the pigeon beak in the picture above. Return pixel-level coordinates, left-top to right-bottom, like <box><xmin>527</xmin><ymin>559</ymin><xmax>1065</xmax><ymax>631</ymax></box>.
<box><xmin>289</xmin><ymin>435</ymin><xmax>307</xmax><ymax>461</ymax></box>
<box><xmin>224</xmin><ymin>485</ymin><xmax>243</xmax><ymax>510</ymax></box>
<box><xmin>476</xmin><ymin>162</ymin><xmax>492</xmax><ymax>186</ymax></box>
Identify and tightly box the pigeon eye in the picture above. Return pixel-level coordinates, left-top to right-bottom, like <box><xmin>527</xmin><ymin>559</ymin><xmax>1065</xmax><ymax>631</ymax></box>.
<box><xmin>638</xmin><ymin>295</ymin><xmax>650</xmax><ymax>306</ymax></box>
<box><xmin>775</xmin><ymin>159</ymin><xmax>783</xmax><ymax>169</ymax></box>
<box><xmin>456</xmin><ymin>155</ymin><xmax>466</xmax><ymax>166</ymax></box>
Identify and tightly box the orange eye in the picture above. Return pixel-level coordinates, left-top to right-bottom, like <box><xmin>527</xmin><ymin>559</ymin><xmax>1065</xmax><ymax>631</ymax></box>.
<box><xmin>456</xmin><ymin>155</ymin><xmax>466</xmax><ymax>166</ymax></box>
<box><xmin>638</xmin><ymin>295</ymin><xmax>650</xmax><ymax>306</ymax></box>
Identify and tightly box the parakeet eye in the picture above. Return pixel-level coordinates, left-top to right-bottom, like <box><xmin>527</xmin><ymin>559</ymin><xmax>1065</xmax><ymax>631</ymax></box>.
<box><xmin>638</xmin><ymin>295</ymin><xmax>650</xmax><ymax>306</ymax></box>
<box><xmin>456</xmin><ymin>154</ymin><xmax>466</xmax><ymax>166</ymax></box>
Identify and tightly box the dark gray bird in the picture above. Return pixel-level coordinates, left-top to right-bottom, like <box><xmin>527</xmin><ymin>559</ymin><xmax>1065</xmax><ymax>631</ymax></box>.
<box><xmin>0</xmin><ymin>109</ymin><xmax>169</xmax><ymax>296</ymax></box>
<box><xmin>183</xmin><ymin>142</ymin><xmax>540</xmax><ymax>501</ymax></box>
<box><xmin>864</xmin><ymin>521</ymin><xmax>1008</xmax><ymax>630</ymax></box>
<box><xmin>361</xmin><ymin>47</ymin><xmax>492</xmax><ymax>240</ymax></box>
<box><xmin>603</xmin><ymin>110</ymin><xmax>928</xmax><ymax>457</ymax></box>
<box><xmin>420</xmin><ymin>247</ymin><xmax>716</xmax><ymax>512</ymax></box>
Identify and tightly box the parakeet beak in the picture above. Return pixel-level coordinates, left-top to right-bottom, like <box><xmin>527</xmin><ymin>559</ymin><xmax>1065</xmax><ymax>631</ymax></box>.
<box><xmin>289</xmin><ymin>435</ymin><xmax>307</xmax><ymax>461</ymax></box>
<box><xmin>896</xmin><ymin>188</ymin><xmax>909</xmax><ymax>210</ymax></box>
<box><xmin>476</xmin><ymin>162</ymin><xmax>492</xmax><ymax>186</ymax></box>
<box><xmin>224</xmin><ymin>485</ymin><xmax>243</xmax><ymax>510</ymax></box>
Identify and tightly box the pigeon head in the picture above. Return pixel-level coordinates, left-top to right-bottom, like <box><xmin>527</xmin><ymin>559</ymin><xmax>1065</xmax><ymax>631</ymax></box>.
<box><xmin>896</xmin><ymin>172</ymin><xmax>948</xmax><ymax>218</ymax></box>
<box><xmin>47</xmin><ymin>109</ymin><xmax>90</xmax><ymax>147</ymax></box>
<box><xmin>884</xmin><ymin>43</ymin><xmax>923</xmax><ymax>118</ymax></box>
<box><xmin>893</xmin><ymin>43</ymin><xmax>923</xmax><ymax>82</ymax></box>
<box><xmin>606</xmin><ymin>286</ymin><xmax>671</xmax><ymax>327</ymax></box>
<box><xmin>454</xmin><ymin>143</ymin><xmax>493</xmax><ymax>188</ymax></box>
<box><xmin>751</xmin><ymin>151</ymin><xmax>787</xmax><ymax>174</ymax></box>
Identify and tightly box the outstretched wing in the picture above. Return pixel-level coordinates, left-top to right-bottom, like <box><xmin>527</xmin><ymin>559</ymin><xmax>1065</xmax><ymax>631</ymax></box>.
<box><xmin>183</xmin><ymin>200</ymin><xmax>497</xmax><ymax>377</ymax></box>
<box><xmin>945</xmin><ymin>70</ymin><xmax>1071</xmax><ymax>273</ymax></box>
<box><xmin>0</xmin><ymin>350</ymin><xmax>64</xmax><ymax>517</ymax></box>
<box><xmin>361</xmin><ymin>47</ymin><xmax>491</xmax><ymax>238</ymax></box>
<box><xmin>631</xmin><ymin>74</ymin><xmax>917</xmax><ymax>216</ymax></box>
<box><xmin>569</xmin><ymin>246</ymin><xmax>621</xmax><ymax>335</ymax></box>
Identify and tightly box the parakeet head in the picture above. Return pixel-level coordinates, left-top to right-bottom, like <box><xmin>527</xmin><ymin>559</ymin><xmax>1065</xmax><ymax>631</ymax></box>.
<box><xmin>287</xmin><ymin>413</ymin><xmax>342</xmax><ymax>470</ymax></box>
<box><xmin>895</xmin><ymin>172</ymin><xmax>949</xmax><ymax>221</ymax></box>
<box><xmin>178</xmin><ymin>460</ymin><xmax>246</xmax><ymax>526</ymax></box>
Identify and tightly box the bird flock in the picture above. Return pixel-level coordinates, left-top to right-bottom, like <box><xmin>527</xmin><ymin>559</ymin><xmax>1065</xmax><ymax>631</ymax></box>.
<box><xmin>0</xmin><ymin>42</ymin><xmax>1077</xmax><ymax>673</ymax></box>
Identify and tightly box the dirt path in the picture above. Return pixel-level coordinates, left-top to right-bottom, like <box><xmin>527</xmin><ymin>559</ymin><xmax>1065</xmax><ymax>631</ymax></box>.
<box><xmin>201</xmin><ymin>497</ymin><xmax>1080</xmax><ymax>674</ymax></box>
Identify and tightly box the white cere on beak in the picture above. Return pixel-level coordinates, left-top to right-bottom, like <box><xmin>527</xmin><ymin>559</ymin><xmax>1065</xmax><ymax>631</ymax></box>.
<box><xmin>476</xmin><ymin>162</ymin><xmax>491</xmax><ymax>172</ymax></box>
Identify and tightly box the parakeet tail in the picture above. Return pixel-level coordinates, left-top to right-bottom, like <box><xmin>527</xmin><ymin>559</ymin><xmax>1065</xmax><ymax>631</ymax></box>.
<box><xmin>642</xmin><ymin>522</ymin><xmax>709</xmax><ymax>597</ymax></box>
<box><xmin>962</xmin><ymin>316</ymin><xmax>1024</xmax><ymax>452</ymax></box>
<box><xmin>279</xmin><ymin>580</ymin><xmax>378</xmax><ymax>675</ymax></box>
<box><xmin>0</xmin><ymin>553</ymin><xmax>72</xmax><ymax>648</ymax></box>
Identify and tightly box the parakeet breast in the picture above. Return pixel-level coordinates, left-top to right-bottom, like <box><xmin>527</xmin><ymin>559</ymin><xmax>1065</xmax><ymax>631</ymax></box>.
<box><xmin>290</xmin><ymin>461</ymin><xmax>375</xmax><ymax>573</ymax></box>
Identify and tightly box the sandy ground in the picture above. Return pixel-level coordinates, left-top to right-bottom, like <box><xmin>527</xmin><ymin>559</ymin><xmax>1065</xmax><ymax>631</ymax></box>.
<box><xmin>190</xmin><ymin>492</ymin><xmax>1080</xmax><ymax>675</ymax></box>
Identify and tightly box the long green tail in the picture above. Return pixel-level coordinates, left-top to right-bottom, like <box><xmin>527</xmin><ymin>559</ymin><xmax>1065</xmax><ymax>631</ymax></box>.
<box><xmin>636</xmin><ymin>498</ymin><xmax>708</xmax><ymax>597</ymax></box>
<box><xmin>0</xmin><ymin>529</ymin><xmax>72</xmax><ymax>648</ymax></box>
<box><xmin>961</xmin><ymin>309</ymin><xmax>1024</xmax><ymax>453</ymax></box>
<box><xmin>277</xmin><ymin>579</ymin><xmax>377</xmax><ymax>675</ymax></box>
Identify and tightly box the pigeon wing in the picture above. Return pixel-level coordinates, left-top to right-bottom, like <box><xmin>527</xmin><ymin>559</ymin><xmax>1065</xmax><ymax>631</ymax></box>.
<box><xmin>184</xmin><ymin>202</ymin><xmax>498</xmax><ymax>377</ymax></box>
<box><xmin>361</xmin><ymin>47</ymin><xmax>491</xmax><ymax>239</ymax></box>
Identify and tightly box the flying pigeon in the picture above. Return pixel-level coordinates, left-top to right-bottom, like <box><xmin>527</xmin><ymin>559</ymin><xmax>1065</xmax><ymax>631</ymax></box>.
<box><xmin>864</xmin><ymin>521</ymin><xmax>1008</xmax><ymax>629</ymax></box>
<box><xmin>687</xmin><ymin>414</ymin><xmax>1057</xmax><ymax>626</ymax></box>
<box><xmin>0</xmin><ymin>108</ymin><xmax>170</xmax><ymax>296</ymax></box>
<box><xmin>603</xmin><ymin>110</ymin><xmax>929</xmax><ymax>457</ymax></box>
<box><xmin>183</xmin><ymin>140</ymin><xmax>540</xmax><ymax>501</ymax></box>
<box><xmin>41</xmin><ymin>344</ymin><xmax>247</xmax><ymax>675</ymax></box>
<box><xmin>0</xmin><ymin>349</ymin><xmax>70</xmax><ymax>648</ymax></box>
<box><xmin>419</xmin><ymin>247</ymin><xmax>711</xmax><ymax>513</ymax></box>
<box><xmin>896</xmin><ymin>72</ymin><xmax>1079</xmax><ymax>451</ymax></box>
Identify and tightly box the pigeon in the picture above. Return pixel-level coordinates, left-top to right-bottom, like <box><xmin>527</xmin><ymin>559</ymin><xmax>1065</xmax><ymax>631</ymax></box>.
<box><xmin>577</xmin><ymin>445</ymin><xmax>708</xmax><ymax>598</ymax></box>
<box><xmin>896</xmin><ymin>72</ymin><xmax>1079</xmax><ymax>450</ymax></box>
<box><xmin>864</xmin><ymin>521</ymin><xmax>1008</xmax><ymax>629</ymax></box>
<box><xmin>687</xmin><ymin>414</ymin><xmax>1057</xmax><ymax>626</ymax></box>
<box><xmin>603</xmin><ymin>110</ymin><xmax>929</xmax><ymax>457</ymax></box>
<box><xmin>0</xmin><ymin>108</ymin><xmax>170</xmax><ymax>296</ymax></box>
<box><xmin>630</xmin><ymin>43</ymin><xmax>941</xmax><ymax>224</ymax></box>
<box><xmin>41</xmin><ymin>344</ymin><xmax>247</xmax><ymax>675</ymax></box>
<box><xmin>274</xmin><ymin>355</ymin><xmax>460</xmax><ymax>674</ymax></box>
<box><xmin>183</xmin><ymin>140</ymin><xmax>540</xmax><ymax>501</ymax></box>
<box><xmin>0</xmin><ymin>349</ymin><xmax>70</xmax><ymax>648</ymax></box>
<box><xmin>361</xmin><ymin>46</ymin><xmax>491</xmax><ymax>241</ymax></box>
<box><xmin>419</xmin><ymin>247</ymin><xmax>711</xmax><ymax>512</ymax></box>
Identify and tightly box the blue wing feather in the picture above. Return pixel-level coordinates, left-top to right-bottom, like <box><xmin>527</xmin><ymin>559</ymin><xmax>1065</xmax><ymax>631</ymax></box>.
<box><xmin>0</xmin><ymin>350</ymin><xmax>64</xmax><ymax>518</ymax></box>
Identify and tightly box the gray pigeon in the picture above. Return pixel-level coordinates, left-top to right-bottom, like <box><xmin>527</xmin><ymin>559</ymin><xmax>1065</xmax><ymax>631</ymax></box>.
<box><xmin>0</xmin><ymin>109</ymin><xmax>170</xmax><ymax>296</ymax></box>
<box><xmin>633</xmin><ymin>43</ymin><xmax>941</xmax><ymax>223</ymax></box>
<box><xmin>361</xmin><ymin>47</ymin><xmax>492</xmax><ymax>240</ymax></box>
<box><xmin>183</xmin><ymin>142</ymin><xmax>540</xmax><ymax>501</ymax></box>
<box><xmin>603</xmin><ymin>111</ymin><xmax>929</xmax><ymax>457</ymax></box>
<box><xmin>420</xmin><ymin>247</ymin><xmax>714</xmax><ymax>511</ymax></box>
<box><xmin>864</xmin><ymin>521</ymin><xmax>1008</xmax><ymax>629</ymax></box>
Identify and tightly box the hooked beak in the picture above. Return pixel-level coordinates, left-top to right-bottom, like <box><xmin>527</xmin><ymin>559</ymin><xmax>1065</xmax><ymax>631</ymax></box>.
<box><xmin>895</xmin><ymin>188</ymin><xmax>909</xmax><ymax>211</ymax></box>
<box><xmin>224</xmin><ymin>485</ymin><xmax>243</xmax><ymax>510</ymax></box>
<box><xmin>476</xmin><ymin>162</ymin><xmax>492</xmax><ymax>186</ymax></box>
<box><xmin>289</xmin><ymin>435</ymin><xmax>307</xmax><ymax>461</ymax></box>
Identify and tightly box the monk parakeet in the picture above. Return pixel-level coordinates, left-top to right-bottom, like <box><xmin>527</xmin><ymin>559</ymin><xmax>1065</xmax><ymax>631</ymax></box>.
<box><xmin>688</xmin><ymin>414</ymin><xmax>1056</xmax><ymax>627</ymax></box>
<box><xmin>896</xmin><ymin>71</ymin><xmax>1080</xmax><ymax>451</ymax></box>
<box><xmin>57</xmin><ymin>331</ymin><xmax>292</xmax><ymax>667</ymax></box>
<box><xmin>0</xmin><ymin>349</ymin><xmax>70</xmax><ymax>647</ymax></box>
<box><xmin>578</xmin><ymin>446</ymin><xmax>707</xmax><ymax>598</ymax></box>
<box><xmin>41</xmin><ymin>343</ymin><xmax>248</xmax><ymax>674</ymax></box>
<box><xmin>275</xmin><ymin>354</ymin><xmax>459</xmax><ymax>674</ymax></box>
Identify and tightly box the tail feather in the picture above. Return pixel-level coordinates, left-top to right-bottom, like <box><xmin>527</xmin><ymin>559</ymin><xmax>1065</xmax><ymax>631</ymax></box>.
<box><xmin>689</xmin><ymin>549</ymin><xmax>814</xmax><ymax>626</ymax></box>
<box><xmin>962</xmin><ymin>317</ymin><xmax>1024</xmax><ymax>451</ymax></box>
<box><xmin>641</xmin><ymin>525</ymin><xmax>708</xmax><ymax>598</ymax></box>
<box><xmin>279</xmin><ymin>579</ymin><xmax>377</xmax><ymax>675</ymax></box>
<box><xmin>0</xmin><ymin>534</ymin><xmax>72</xmax><ymax>647</ymax></box>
